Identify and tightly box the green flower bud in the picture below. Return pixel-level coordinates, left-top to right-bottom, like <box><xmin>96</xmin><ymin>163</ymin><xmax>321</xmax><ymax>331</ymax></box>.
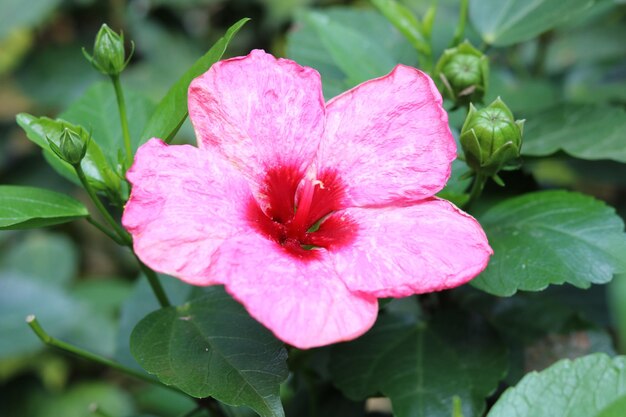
<box><xmin>435</xmin><ymin>41</ymin><xmax>489</xmax><ymax>106</ymax></box>
<box><xmin>48</xmin><ymin>127</ymin><xmax>89</xmax><ymax>166</ymax></box>
<box><xmin>460</xmin><ymin>97</ymin><xmax>524</xmax><ymax>181</ymax></box>
<box><xmin>82</xmin><ymin>24</ymin><xmax>134</xmax><ymax>76</ymax></box>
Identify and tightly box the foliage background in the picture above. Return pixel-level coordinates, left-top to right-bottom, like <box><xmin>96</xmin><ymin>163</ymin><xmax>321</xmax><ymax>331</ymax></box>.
<box><xmin>1</xmin><ymin>0</ymin><xmax>626</xmax><ymax>416</ymax></box>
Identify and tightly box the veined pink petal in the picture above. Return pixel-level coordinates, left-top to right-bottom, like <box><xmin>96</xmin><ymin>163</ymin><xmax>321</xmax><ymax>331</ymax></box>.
<box><xmin>188</xmin><ymin>49</ymin><xmax>325</xmax><ymax>187</ymax></box>
<box><xmin>318</xmin><ymin>65</ymin><xmax>456</xmax><ymax>207</ymax></box>
<box><xmin>123</xmin><ymin>139</ymin><xmax>252</xmax><ymax>286</ymax></box>
<box><xmin>329</xmin><ymin>198</ymin><xmax>492</xmax><ymax>298</ymax></box>
<box><xmin>212</xmin><ymin>233</ymin><xmax>378</xmax><ymax>349</ymax></box>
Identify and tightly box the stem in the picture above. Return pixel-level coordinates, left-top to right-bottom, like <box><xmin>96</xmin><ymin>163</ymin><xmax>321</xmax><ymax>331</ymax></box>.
<box><xmin>26</xmin><ymin>315</ymin><xmax>180</xmax><ymax>393</ymax></box>
<box><xmin>75</xmin><ymin>165</ymin><xmax>132</xmax><ymax>245</ymax></box>
<box><xmin>86</xmin><ymin>216</ymin><xmax>125</xmax><ymax>245</ymax></box>
<box><xmin>531</xmin><ymin>31</ymin><xmax>553</xmax><ymax>76</ymax></box>
<box><xmin>137</xmin><ymin>256</ymin><xmax>171</xmax><ymax>307</ymax></box>
<box><xmin>451</xmin><ymin>0</ymin><xmax>469</xmax><ymax>47</ymax></box>
<box><xmin>465</xmin><ymin>173</ymin><xmax>487</xmax><ymax>209</ymax></box>
<box><xmin>111</xmin><ymin>74</ymin><xmax>133</xmax><ymax>168</ymax></box>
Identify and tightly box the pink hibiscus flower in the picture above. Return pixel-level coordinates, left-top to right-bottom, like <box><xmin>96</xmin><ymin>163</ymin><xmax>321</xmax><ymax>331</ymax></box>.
<box><xmin>122</xmin><ymin>50</ymin><xmax>492</xmax><ymax>349</ymax></box>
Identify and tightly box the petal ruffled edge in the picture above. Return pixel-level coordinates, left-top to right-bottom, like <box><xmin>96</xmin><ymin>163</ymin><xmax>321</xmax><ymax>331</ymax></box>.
<box><xmin>329</xmin><ymin>198</ymin><xmax>493</xmax><ymax>298</ymax></box>
<box><xmin>211</xmin><ymin>232</ymin><xmax>379</xmax><ymax>349</ymax></box>
<box><xmin>318</xmin><ymin>64</ymin><xmax>456</xmax><ymax>208</ymax></box>
<box><xmin>123</xmin><ymin>139</ymin><xmax>253</xmax><ymax>286</ymax></box>
<box><xmin>188</xmin><ymin>49</ymin><xmax>326</xmax><ymax>189</ymax></box>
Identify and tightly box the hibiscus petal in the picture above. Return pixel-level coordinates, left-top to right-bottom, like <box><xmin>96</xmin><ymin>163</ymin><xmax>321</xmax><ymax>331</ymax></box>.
<box><xmin>318</xmin><ymin>65</ymin><xmax>456</xmax><ymax>207</ymax></box>
<box><xmin>212</xmin><ymin>233</ymin><xmax>378</xmax><ymax>349</ymax></box>
<box><xmin>329</xmin><ymin>198</ymin><xmax>492</xmax><ymax>298</ymax></box>
<box><xmin>123</xmin><ymin>139</ymin><xmax>252</xmax><ymax>286</ymax></box>
<box><xmin>188</xmin><ymin>49</ymin><xmax>325</xmax><ymax>186</ymax></box>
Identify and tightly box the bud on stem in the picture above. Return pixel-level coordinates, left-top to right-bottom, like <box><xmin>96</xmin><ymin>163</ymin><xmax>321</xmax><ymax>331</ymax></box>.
<box><xmin>460</xmin><ymin>97</ymin><xmax>524</xmax><ymax>184</ymax></box>
<box><xmin>435</xmin><ymin>41</ymin><xmax>489</xmax><ymax>107</ymax></box>
<box><xmin>82</xmin><ymin>24</ymin><xmax>134</xmax><ymax>76</ymax></box>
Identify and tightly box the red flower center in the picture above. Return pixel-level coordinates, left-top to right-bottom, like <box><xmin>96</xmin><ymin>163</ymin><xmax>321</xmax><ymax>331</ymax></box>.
<box><xmin>246</xmin><ymin>165</ymin><xmax>357</xmax><ymax>259</ymax></box>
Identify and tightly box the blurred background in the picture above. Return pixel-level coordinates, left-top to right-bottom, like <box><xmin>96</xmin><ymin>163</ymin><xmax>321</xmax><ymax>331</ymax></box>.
<box><xmin>1</xmin><ymin>0</ymin><xmax>626</xmax><ymax>416</ymax></box>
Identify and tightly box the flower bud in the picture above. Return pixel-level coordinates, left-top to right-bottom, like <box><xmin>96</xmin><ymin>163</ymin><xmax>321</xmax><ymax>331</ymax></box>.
<box><xmin>435</xmin><ymin>41</ymin><xmax>489</xmax><ymax>106</ymax></box>
<box><xmin>48</xmin><ymin>127</ymin><xmax>89</xmax><ymax>166</ymax></box>
<box><xmin>460</xmin><ymin>98</ymin><xmax>524</xmax><ymax>182</ymax></box>
<box><xmin>82</xmin><ymin>24</ymin><xmax>133</xmax><ymax>76</ymax></box>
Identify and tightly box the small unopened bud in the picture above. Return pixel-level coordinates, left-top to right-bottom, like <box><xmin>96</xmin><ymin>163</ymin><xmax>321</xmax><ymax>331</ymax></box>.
<box><xmin>460</xmin><ymin>97</ymin><xmax>524</xmax><ymax>182</ymax></box>
<box><xmin>435</xmin><ymin>41</ymin><xmax>489</xmax><ymax>106</ymax></box>
<box><xmin>82</xmin><ymin>24</ymin><xmax>134</xmax><ymax>76</ymax></box>
<box><xmin>48</xmin><ymin>127</ymin><xmax>89</xmax><ymax>166</ymax></box>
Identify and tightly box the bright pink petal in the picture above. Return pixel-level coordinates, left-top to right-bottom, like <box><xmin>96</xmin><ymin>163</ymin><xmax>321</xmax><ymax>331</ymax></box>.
<box><xmin>329</xmin><ymin>198</ymin><xmax>492</xmax><ymax>298</ymax></box>
<box><xmin>318</xmin><ymin>65</ymin><xmax>456</xmax><ymax>207</ymax></box>
<box><xmin>212</xmin><ymin>233</ymin><xmax>378</xmax><ymax>349</ymax></box>
<box><xmin>188</xmin><ymin>49</ymin><xmax>325</xmax><ymax>186</ymax></box>
<box><xmin>122</xmin><ymin>139</ymin><xmax>252</xmax><ymax>286</ymax></box>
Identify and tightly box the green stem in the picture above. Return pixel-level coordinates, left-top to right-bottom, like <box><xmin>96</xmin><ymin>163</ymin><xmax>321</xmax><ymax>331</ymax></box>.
<box><xmin>86</xmin><ymin>216</ymin><xmax>124</xmax><ymax>245</ymax></box>
<box><xmin>111</xmin><ymin>74</ymin><xmax>133</xmax><ymax>168</ymax></box>
<box><xmin>465</xmin><ymin>173</ymin><xmax>487</xmax><ymax>209</ymax></box>
<box><xmin>75</xmin><ymin>165</ymin><xmax>132</xmax><ymax>245</ymax></box>
<box><xmin>27</xmin><ymin>315</ymin><xmax>180</xmax><ymax>393</ymax></box>
<box><xmin>137</xmin><ymin>256</ymin><xmax>171</xmax><ymax>307</ymax></box>
<box><xmin>451</xmin><ymin>0</ymin><xmax>469</xmax><ymax>47</ymax></box>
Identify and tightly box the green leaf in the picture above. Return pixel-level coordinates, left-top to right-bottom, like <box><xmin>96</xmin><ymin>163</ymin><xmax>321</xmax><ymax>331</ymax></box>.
<box><xmin>130</xmin><ymin>287</ymin><xmax>288</xmax><ymax>417</ymax></box>
<box><xmin>61</xmin><ymin>82</ymin><xmax>155</xmax><ymax>164</ymax></box>
<box><xmin>487</xmin><ymin>354</ymin><xmax>626</xmax><ymax>417</ymax></box>
<box><xmin>287</xmin><ymin>7</ymin><xmax>417</xmax><ymax>99</ymax></box>
<box><xmin>0</xmin><ymin>232</ymin><xmax>78</xmax><ymax>286</ymax></box>
<box><xmin>596</xmin><ymin>395</ymin><xmax>626</xmax><ymax>417</ymax></box>
<box><xmin>115</xmin><ymin>274</ymin><xmax>197</xmax><ymax>370</ymax></box>
<box><xmin>469</xmin><ymin>0</ymin><xmax>594</xmax><ymax>46</ymax></box>
<box><xmin>140</xmin><ymin>18</ymin><xmax>249</xmax><ymax>144</ymax></box>
<box><xmin>522</xmin><ymin>104</ymin><xmax>626</xmax><ymax>163</ymax></box>
<box><xmin>15</xmin><ymin>113</ymin><xmax>120</xmax><ymax>192</ymax></box>
<box><xmin>472</xmin><ymin>191</ymin><xmax>626</xmax><ymax>296</ymax></box>
<box><xmin>0</xmin><ymin>185</ymin><xmax>88</xmax><ymax>229</ymax></box>
<box><xmin>330</xmin><ymin>310</ymin><xmax>508</xmax><ymax>417</ymax></box>
<box><xmin>370</xmin><ymin>0</ymin><xmax>430</xmax><ymax>55</ymax></box>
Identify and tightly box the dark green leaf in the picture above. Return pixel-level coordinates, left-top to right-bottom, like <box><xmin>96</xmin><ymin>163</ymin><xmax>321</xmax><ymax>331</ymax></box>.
<box><xmin>472</xmin><ymin>191</ymin><xmax>626</xmax><ymax>296</ymax></box>
<box><xmin>61</xmin><ymin>82</ymin><xmax>155</xmax><ymax>164</ymax></box>
<box><xmin>522</xmin><ymin>104</ymin><xmax>626</xmax><ymax>163</ymax></box>
<box><xmin>330</xmin><ymin>311</ymin><xmax>507</xmax><ymax>417</ymax></box>
<box><xmin>130</xmin><ymin>287</ymin><xmax>288</xmax><ymax>417</ymax></box>
<box><xmin>0</xmin><ymin>232</ymin><xmax>78</xmax><ymax>286</ymax></box>
<box><xmin>115</xmin><ymin>274</ymin><xmax>197</xmax><ymax>370</ymax></box>
<box><xmin>287</xmin><ymin>7</ymin><xmax>417</xmax><ymax>99</ymax></box>
<box><xmin>487</xmin><ymin>354</ymin><xmax>626</xmax><ymax>417</ymax></box>
<box><xmin>0</xmin><ymin>185</ymin><xmax>88</xmax><ymax>229</ymax></box>
<box><xmin>469</xmin><ymin>0</ymin><xmax>594</xmax><ymax>46</ymax></box>
<box><xmin>140</xmin><ymin>18</ymin><xmax>249</xmax><ymax>144</ymax></box>
<box><xmin>15</xmin><ymin>113</ymin><xmax>120</xmax><ymax>192</ymax></box>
